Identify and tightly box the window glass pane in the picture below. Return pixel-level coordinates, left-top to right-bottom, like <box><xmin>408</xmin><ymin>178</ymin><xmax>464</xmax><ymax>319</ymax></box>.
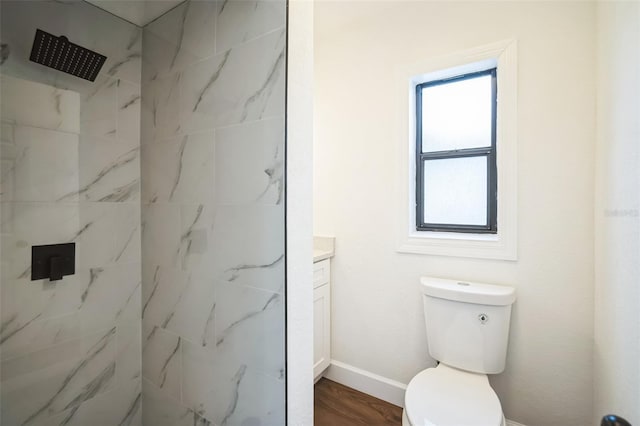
<box><xmin>421</xmin><ymin>74</ymin><xmax>492</xmax><ymax>152</ymax></box>
<box><xmin>423</xmin><ymin>156</ymin><xmax>487</xmax><ymax>226</ymax></box>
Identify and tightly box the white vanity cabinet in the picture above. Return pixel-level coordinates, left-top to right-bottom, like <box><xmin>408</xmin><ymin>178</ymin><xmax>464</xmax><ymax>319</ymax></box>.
<box><xmin>313</xmin><ymin>258</ymin><xmax>331</xmax><ymax>380</ymax></box>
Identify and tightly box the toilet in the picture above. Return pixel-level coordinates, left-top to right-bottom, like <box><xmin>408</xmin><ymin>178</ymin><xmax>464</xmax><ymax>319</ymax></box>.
<box><xmin>403</xmin><ymin>277</ymin><xmax>516</xmax><ymax>426</ymax></box>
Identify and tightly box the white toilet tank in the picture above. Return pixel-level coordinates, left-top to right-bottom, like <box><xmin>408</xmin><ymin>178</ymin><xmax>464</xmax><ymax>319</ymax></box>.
<box><xmin>421</xmin><ymin>277</ymin><xmax>516</xmax><ymax>375</ymax></box>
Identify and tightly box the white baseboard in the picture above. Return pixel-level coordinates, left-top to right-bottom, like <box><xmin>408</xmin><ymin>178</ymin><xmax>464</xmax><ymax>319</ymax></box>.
<box><xmin>322</xmin><ymin>360</ymin><xmax>526</xmax><ymax>426</ymax></box>
<box><xmin>323</xmin><ymin>360</ymin><xmax>407</xmax><ymax>407</ymax></box>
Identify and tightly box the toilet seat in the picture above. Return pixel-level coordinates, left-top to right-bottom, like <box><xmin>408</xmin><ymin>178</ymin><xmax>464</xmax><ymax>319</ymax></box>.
<box><xmin>404</xmin><ymin>364</ymin><xmax>503</xmax><ymax>426</ymax></box>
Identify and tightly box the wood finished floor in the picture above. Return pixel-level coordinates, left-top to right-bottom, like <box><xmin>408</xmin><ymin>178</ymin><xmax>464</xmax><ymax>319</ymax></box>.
<box><xmin>314</xmin><ymin>378</ymin><xmax>403</xmax><ymax>426</ymax></box>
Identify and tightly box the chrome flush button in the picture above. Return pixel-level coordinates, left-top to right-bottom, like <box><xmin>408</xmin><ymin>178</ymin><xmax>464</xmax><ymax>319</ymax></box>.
<box><xmin>478</xmin><ymin>313</ymin><xmax>489</xmax><ymax>324</ymax></box>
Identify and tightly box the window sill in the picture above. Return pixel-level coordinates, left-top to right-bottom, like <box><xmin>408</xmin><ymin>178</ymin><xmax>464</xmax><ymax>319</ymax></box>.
<box><xmin>410</xmin><ymin>230</ymin><xmax>499</xmax><ymax>241</ymax></box>
<box><xmin>397</xmin><ymin>230</ymin><xmax>516</xmax><ymax>260</ymax></box>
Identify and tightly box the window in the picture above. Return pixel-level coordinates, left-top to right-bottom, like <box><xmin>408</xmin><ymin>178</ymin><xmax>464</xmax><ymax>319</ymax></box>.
<box><xmin>415</xmin><ymin>68</ymin><xmax>497</xmax><ymax>234</ymax></box>
<box><xmin>396</xmin><ymin>40</ymin><xmax>517</xmax><ymax>260</ymax></box>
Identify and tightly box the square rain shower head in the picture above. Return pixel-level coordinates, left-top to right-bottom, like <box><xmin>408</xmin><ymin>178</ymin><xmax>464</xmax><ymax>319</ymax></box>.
<box><xmin>29</xmin><ymin>29</ymin><xmax>107</xmax><ymax>82</ymax></box>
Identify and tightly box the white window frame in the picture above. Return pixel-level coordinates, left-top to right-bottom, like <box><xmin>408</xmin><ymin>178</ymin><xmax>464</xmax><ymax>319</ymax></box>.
<box><xmin>395</xmin><ymin>40</ymin><xmax>518</xmax><ymax>260</ymax></box>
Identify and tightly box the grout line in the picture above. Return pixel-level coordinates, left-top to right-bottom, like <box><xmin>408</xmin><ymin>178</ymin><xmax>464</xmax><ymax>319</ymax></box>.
<box><xmin>214</xmin><ymin>26</ymin><xmax>286</xmax><ymax>57</ymax></box>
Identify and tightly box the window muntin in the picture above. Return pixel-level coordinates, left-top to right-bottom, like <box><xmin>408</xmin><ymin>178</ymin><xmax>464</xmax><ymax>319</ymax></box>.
<box><xmin>416</xmin><ymin>68</ymin><xmax>497</xmax><ymax>234</ymax></box>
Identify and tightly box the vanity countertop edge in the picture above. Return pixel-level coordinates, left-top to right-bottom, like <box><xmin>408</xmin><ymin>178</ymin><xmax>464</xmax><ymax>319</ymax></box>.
<box><xmin>313</xmin><ymin>236</ymin><xmax>335</xmax><ymax>263</ymax></box>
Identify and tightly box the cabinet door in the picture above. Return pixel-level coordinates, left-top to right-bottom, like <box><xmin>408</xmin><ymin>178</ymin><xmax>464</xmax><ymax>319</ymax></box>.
<box><xmin>313</xmin><ymin>259</ymin><xmax>330</xmax><ymax>288</ymax></box>
<box><xmin>313</xmin><ymin>283</ymin><xmax>331</xmax><ymax>379</ymax></box>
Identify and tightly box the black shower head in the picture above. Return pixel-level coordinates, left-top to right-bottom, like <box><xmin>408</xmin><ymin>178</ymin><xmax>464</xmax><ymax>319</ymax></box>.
<box><xmin>29</xmin><ymin>29</ymin><xmax>106</xmax><ymax>82</ymax></box>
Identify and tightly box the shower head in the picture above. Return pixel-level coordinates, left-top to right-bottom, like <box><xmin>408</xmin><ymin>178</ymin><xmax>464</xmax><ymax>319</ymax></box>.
<box><xmin>29</xmin><ymin>29</ymin><xmax>106</xmax><ymax>82</ymax></box>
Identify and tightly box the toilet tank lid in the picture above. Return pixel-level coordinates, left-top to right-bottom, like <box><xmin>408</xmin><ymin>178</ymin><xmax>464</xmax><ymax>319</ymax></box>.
<box><xmin>420</xmin><ymin>277</ymin><xmax>516</xmax><ymax>306</ymax></box>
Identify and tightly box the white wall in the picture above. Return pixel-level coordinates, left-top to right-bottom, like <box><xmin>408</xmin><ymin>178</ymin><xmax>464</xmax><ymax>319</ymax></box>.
<box><xmin>314</xmin><ymin>2</ymin><xmax>596</xmax><ymax>425</ymax></box>
<box><xmin>287</xmin><ymin>0</ymin><xmax>315</xmax><ymax>424</ymax></box>
<box><xmin>594</xmin><ymin>2</ymin><xmax>640</xmax><ymax>424</ymax></box>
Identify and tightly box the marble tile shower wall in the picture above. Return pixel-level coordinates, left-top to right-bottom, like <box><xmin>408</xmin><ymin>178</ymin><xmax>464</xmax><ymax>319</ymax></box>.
<box><xmin>140</xmin><ymin>1</ymin><xmax>286</xmax><ymax>425</ymax></box>
<box><xmin>0</xmin><ymin>1</ymin><xmax>142</xmax><ymax>425</ymax></box>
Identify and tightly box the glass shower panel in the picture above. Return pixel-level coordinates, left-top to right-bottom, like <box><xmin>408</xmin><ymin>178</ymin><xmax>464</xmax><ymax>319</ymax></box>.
<box><xmin>140</xmin><ymin>1</ymin><xmax>287</xmax><ymax>425</ymax></box>
<box><xmin>0</xmin><ymin>1</ymin><xmax>143</xmax><ymax>425</ymax></box>
<box><xmin>1</xmin><ymin>0</ymin><xmax>287</xmax><ymax>424</ymax></box>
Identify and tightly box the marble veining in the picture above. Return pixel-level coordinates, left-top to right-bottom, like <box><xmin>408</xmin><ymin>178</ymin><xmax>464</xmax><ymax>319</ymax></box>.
<box><xmin>224</xmin><ymin>253</ymin><xmax>284</xmax><ymax>283</ymax></box>
<box><xmin>142</xmin><ymin>134</ymin><xmax>214</xmax><ymax>204</ymax></box>
<box><xmin>215</xmin><ymin>116</ymin><xmax>284</xmax><ymax>206</ymax></box>
<box><xmin>141</xmin><ymin>203</ymin><xmax>181</xmax><ymax>268</ymax></box>
<box><xmin>81</xmin><ymin>76</ymin><xmax>118</xmax><ymax>139</ymax></box>
<box><xmin>142</xmin><ymin>378</ymin><xmax>212</xmax><ymax>426</ymax></box>
<box><xmin>169</xmin><ymin>3</ymin><xmax>189</xmax><ymax>70</ymax></box>
<box><xmin>209</xmin><ymin>205</ymin><xmax>284</xmax><ymax>289</ymax></box>
<box><xmin>7</xmin><ymin>327</ymin><xmax>116</xmax><ymax>426</ymax></box>
<box><xmin>76</xmin><ymin>203</ymin><xmax>140</xmax><ymax>267</ymax></box>
<box><xmin>1</xmin><ymin>124</ymin><xmax>80</xmax><ymax>203</ymax></box>
<box><xmin>181</xmin><ymin>336</ymin><xmax>284</xmax><ymax>425</ymax></box>
<box><xmin>142</xmin><ymin>1</ymin><xmax>217</xmax><ymax>80</ymax></box>
<box><xmin>1</xmin><ymin>263</ymin><xmax>141</xmax><ymax>360</ymax></box>
<box><xmin>77</xmin><ymin>147</ymin><xmax>139</xmax><ymax>202</ymax></box>
<box><xmin>141</xmin><ymin>266</ymin><xmax>161</xmax><ymax>320</ymax></box>
<box><xmin>59</xmin><ymin>147</ymin><xmax>137</xmax><ymax>202</ymax></box>
<box><xmin>1</xmin><ymin>1</ymin><xmax>142</xmax><ymax>423</ymax></box>
<box><xmin>118</xmin><ymin>79</ymin><xmax>142</xmax><ymax>144</ymax></box>
<box><xmin>137</xmin><ymin>0</ymin><xmax>287</xmax><ymax>424</ymax></box>
<box><xmin>118</xmin><ymin>391</ymin><xmax>143</xmax><ymax>426</ymax></box>
<box><xmin>141</xmin><ymin>264</ymin><xmax>217</xmax><ymax>349</ymax></box>
<box><xmin>219</xmin><ymin>364</ymin><xmax>247</xmax><ymax>426</ymax></box>
<box><xmin>0</xmin><ymin>312</ymin><xmax>43</xmax><ymax>347</ymax></box>
<box><xmin>159</xmin><ymin>339</ymin><xmax>181</xmax><ymax>388</ymax></box>
<box><xmin>37</xmin><ymin>378</ymin><xmax>142</xmax><ymax>426</ymax></box>
<box><xmin>215</xmin><ymin>0</ymin><xmax>286</xmax><ymax>54</ymax></box>
<box><xmin>201</xmin><ymin>303</ymin><xmax>216</xmax><ymax>348</ymax></box>
<box><xmin>181</xmin><ymin>29</ymin><xmax>285</xmax><ymax>132</ymax></box>
<box><xmin>191</xmin><ymin>51</ymin><xmax>230</xmax><ymax>115</ymax></box>
<box><xmin>116</xmin><ymin>322</ymin><xmax>142</xmax><ymax>384</ymax></box>
<box><xmin>107</xmin><ymin>53</ymin><xmax>142</xmax><ymax>80</ymax></box>
<box><xmin>141</xmin><ymin>72</ymin><xmax>182</xmax><ymax>141</ymax></box>
<box><xmin>216</xmin><ymin>291</ymin><xmax>279</xmax><ymax>347</ymax></box>
<box><xmin>142</xmin><ymin>325</ymin><xmax>181</xmax><ymax>400</ymax></box>
<box><xmin>2</xmin><ymin>0</ymin><xmax>284</xmax><ymax>421</ymax></box>
<box><xmin>214</xmin><ymin>281</ymin><xmax>284</xmax><ymax>381</ymax></box>
<box><xmin>0</xmin><ymin>75</ymin><xmax>80</xmax><ymax>134</ymax></box>
<box><xmin>259</xmin><ymin>145</ymin><xmax>284</xmax><ymax>204</ymax></box>
<box><xmin>169</xmin><ymin>137</ymin><xmax>188</xmax><ymax>201</ymax></box>
<box><xmin>240</xmin><ymin>45</ymin><xmax>285</xmax><ymax>123</ymax></box>
<box><xmin>81</xmin><ymin>268</ymin><xmax>103</xmax><ymax>303</ymax></box>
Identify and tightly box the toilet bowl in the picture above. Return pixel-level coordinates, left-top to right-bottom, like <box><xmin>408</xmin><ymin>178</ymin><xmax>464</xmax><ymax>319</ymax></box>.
<box><xmin>402</xmin><ymin>364</ymin><xmax>505</xmax><ymax>426</ymax></box>
<box><xmin>406</xmin><ymin>277</ymin><xmax>516</xmax><ymax>426</ymax></box>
